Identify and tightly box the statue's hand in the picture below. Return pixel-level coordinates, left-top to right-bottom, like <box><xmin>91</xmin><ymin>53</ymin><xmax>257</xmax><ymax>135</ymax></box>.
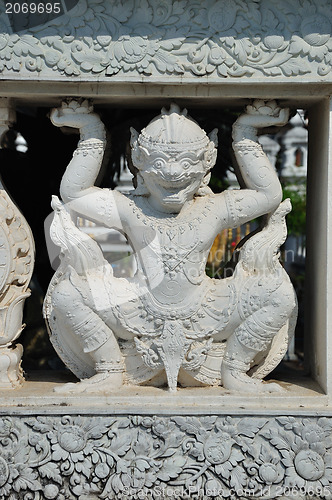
<box><xmin>237</xmin><ymin>100</ymin><xmax>289</xmax><ymax>129</ymax></box>
<box><xmin>50</xmin><ymin>98</ymin><xmax>101</xmax><ymax>129</ymax></box>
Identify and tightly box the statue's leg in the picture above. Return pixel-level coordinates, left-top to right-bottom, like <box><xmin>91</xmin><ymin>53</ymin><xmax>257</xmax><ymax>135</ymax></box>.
<box><xmin>52</xmin><ymin>279</ymin><xmax>124</xmax><ymax>393</ymax></box>
<box><xmin>221</xmin><ymin>277</ymin><xmax>296</xmax><ymax>393</ymax></box>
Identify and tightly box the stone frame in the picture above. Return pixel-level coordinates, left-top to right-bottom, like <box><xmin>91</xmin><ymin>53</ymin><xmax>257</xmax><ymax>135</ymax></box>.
<box><xmin>306</xmin><ymin>96</ymin><xmax>332</xmax><ymax>397</ymax></box>
<box><xmin>2</xmin><ymin>81</ymin><xmax>331</xmax><ymax>398</ymax></box>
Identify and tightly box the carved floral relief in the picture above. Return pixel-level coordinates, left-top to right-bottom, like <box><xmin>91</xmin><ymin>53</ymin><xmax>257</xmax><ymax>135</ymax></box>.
<box><xmin>0</xmin><ymin>414</ymin><xmax>329</xmax><ymax>498</ymax></box>
<box><xmin>0</xmin><ymin>0</ymin><xmax>332</xmax><ymax>80</ymax></box>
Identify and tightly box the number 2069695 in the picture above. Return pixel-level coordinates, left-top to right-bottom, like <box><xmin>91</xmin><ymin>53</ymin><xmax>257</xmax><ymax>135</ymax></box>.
<box><xmin>5</xmin><ymin>3</ymin><xmax>62</xmax><ymax>14</ymax></box>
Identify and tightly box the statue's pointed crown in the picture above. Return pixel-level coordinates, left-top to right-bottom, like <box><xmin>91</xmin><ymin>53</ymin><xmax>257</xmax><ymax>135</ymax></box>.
<box><xmin>138</xmin><ymin>103</ymin><xmax>210</xmax><ymax>152</ymax></box>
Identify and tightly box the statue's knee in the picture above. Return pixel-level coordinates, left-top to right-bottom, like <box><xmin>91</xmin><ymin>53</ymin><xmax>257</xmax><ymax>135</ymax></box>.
<box><xmin>269</xmin><ymin>280</ymin><xmax>296</xmax><ymax>317</ymax></box>
<box><xmin>234</xmin><ymin>279</ymin><xmax>296</xmax><ymax>351</ymax></box>
<box><xmin>52</xmin><ymin>280</ymin><xmax>82</xmax><ymax>313</ymax></box>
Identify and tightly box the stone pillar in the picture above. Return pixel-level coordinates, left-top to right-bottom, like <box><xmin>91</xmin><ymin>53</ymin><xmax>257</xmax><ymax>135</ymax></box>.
<box><xmin>0</xmin><ymin>98</ymin><xmax>34</xmax><ymax>388</ymax></box>
<box><xmin>306</xmin><ymin>97</ymin><xmax>332</xmax><ymax>398</ymax></box>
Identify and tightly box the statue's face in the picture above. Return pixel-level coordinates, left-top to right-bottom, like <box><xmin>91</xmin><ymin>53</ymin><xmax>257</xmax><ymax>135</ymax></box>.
<box><xmin>130</xmin><ymin>105</ymin><xmax>218</xmax><ymax>212</ymax></box>
<box><xmin>139</xmin><ymin>149</ymin><xmax>206</xmax><ymax>212</ymax></box>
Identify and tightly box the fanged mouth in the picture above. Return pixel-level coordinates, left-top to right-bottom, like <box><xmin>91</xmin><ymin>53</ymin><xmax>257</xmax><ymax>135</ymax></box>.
<box><xmin>160</xmin><ymin>187</ymin><xmax>191</xmax><ymax>204</ymax></box>
<box><xmin>156</xmin><ymin>178</ymin><xmax>192</xmax><ymax>191</ymax></box>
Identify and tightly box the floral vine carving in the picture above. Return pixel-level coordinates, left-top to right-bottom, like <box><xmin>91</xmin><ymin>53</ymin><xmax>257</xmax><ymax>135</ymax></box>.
<box><xmin>0</xmin><ymin>190</ymin><xmax>34</xmax><ymax>301</ymax></box>
<box><xmin>0</xmin><ymin>0</ymin><xmax>332</xmax><ymax>79</ymax></box>
<box><xmin>0</xmin><ymin>414</ymin><xmax>329</xmax><ymax>498</ymax></box>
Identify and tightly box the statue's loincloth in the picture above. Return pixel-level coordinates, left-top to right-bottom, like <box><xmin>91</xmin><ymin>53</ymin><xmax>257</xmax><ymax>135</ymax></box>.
<box><xmin>109</xmin><ymin>277</ymin><xmax>237</xmax><ymax>390</ymax></box>
<box><xmin>112</xmin><ymin>277</ymin><xmax>237</xmax><ymax>341</ymax></box>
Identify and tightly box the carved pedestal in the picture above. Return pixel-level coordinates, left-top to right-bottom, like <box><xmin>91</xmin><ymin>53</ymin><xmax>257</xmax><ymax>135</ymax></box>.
<box><xmin>0</xmin><ymin>101</ymin><xmax>34</xmax><ymax>388</ymax></box>
<box><xmin>0</xmin><ymin>384</ymin><xmax>330</xmax><ymax>500</ymax></box>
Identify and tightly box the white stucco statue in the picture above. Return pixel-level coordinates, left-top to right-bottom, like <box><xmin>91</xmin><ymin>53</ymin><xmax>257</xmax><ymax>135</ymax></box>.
<box><xmin>44</xmin><ymin>99</ymin><xmax>297</xmax><ymax>394</ymax></box>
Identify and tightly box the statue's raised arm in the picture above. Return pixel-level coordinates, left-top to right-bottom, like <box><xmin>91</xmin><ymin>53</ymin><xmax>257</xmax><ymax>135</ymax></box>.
<box><xmin>50</xmin><ymin>99</ymin><xmax>122</xmax><ymax>228</ymax></box>
<box><xmin>50</xmin><ymin>99</ymin><xmax>105</xmax><ymax>201</ymax></box>
<box><xmin>223</xmin><ymin>100</ymin><xmax>289</xmax><ymax>228</ymax></box>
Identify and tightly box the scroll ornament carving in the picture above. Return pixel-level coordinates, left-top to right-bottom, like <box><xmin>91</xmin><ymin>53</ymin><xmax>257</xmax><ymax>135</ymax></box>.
<box><xmin>0</xmin><ymin>0</ymin><xmax>332</xmax><ymax>79</ymax></box>
<box><xmin>0</xmin><ymin>415</ymin><xmax>330</xmax><ymax>498</ymax></box>
<box><xmin>0</xmin><ymin>183</ymin><xmax>34</xmax><ymax>388</ymax></box>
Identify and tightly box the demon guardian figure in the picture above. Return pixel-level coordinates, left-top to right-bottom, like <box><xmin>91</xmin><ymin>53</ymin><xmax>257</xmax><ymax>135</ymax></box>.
<box><xmin>44</xmin><ymin>99</ymin><xmax>297</xmax><ymax>394</ymax></box>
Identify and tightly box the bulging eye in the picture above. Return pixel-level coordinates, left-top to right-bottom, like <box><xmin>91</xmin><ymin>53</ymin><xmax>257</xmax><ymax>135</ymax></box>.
<box><xmin>181</xmin><ymin>161</ymin><xmax>190</xmax><ymax>169</ymax></box>
<box><xmin>154</xmin><ymin>159</ymin><xmax>165</xmax><ymax>169</ymax></box>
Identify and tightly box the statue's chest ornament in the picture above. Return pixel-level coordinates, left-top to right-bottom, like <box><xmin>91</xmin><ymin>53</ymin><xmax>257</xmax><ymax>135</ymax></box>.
<box><xmin>148</xmin><ymin>227</ymin><xmax>199</xmax><ymax>276</ymax></box>
<box><xmin>129</xmin><ymin>196</ymin><xmax>214</xmax><ymax>274</ymax></box>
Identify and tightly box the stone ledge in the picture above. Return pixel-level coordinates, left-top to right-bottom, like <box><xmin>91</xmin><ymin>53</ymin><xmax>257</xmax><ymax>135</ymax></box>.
<box><xmin>0</xmin><ymin>372</ymin><xmax>329</xmax><ymax>416</ymax></box>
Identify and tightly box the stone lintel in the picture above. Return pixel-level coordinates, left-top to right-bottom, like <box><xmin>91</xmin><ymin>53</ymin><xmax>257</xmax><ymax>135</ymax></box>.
<box><xmin>2</xmin><ymin>80</ymin><xmax>332</xmax><ymax>109</ymax></box>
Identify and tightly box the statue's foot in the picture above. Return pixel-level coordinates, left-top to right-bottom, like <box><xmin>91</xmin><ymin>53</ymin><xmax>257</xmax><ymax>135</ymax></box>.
<box><xmin>54</xmin><ymin>371</ymin><xmax>123</xmax><ymax>394</ymax></box>
<box><xmin>221</xmin><ymin>366</ymin><xmax>284</xmax><ymax>394</ymax></box>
